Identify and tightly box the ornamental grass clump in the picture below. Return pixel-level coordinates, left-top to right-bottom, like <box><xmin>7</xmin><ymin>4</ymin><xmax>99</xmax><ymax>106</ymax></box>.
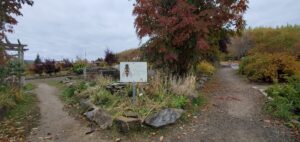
<box><xmin>169</xmin><ymin>75</ymin><xmax>197</xmax><ymax>97</ymax></box>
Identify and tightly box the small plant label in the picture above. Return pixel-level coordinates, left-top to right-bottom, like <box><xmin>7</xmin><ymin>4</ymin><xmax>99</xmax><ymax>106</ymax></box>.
<box><xmin>120</xmin><ymin>62</ymin><xmax>147</xmax><ymax>83</ymax></box>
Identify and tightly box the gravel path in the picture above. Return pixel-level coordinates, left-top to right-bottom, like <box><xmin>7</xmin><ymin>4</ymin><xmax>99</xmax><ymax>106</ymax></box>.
<box><xmin>162</xmin><ymin>67</ymin><xmax>293</xmax><ymax>142</ymax></box>
<box><xmin>27</xmin><ymin>83</ymin><xmax>111</xmax><ymax>142</ymax></box>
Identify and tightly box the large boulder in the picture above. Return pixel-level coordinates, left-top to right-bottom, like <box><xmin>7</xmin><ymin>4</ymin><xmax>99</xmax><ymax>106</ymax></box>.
<box><xmin>79</xmin><ymin>99</ymin><xmax>95</xmax><ymax>112</ymax></box>
<box><xmin>115</xmin><ymin>116</ymin><xmax>141</xmax><ymax>133</ymax></box>
<box><xmin>144</xmin><ymin>108</ymin><xmax>184</xmax><ymax>128</ymax></box>
<box><xmin>84</xmin><ymin>108</ymin><xmax>113</xmax><ymax>129</ymax></box>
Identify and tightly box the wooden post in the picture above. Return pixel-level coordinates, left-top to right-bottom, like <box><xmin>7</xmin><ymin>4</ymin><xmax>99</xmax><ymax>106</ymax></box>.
<box><xmin>1</xmin><ymin>37</ymin><xmax>28</xmax><ymax>89</ymax></box>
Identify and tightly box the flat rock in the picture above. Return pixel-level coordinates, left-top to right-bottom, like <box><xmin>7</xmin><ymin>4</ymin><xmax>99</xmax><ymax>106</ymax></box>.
<box><xmin>144</xmin><ymin>108</ymin><xmax>184</xmax><ymax>128</ymax></box>
<box><xmin>123</xmin><ymin>111</ymin><xmax>139</xmax><ymax>118</ymax></box>
<box><xmin>79</xmin><ymin>99</ymin><xmax>95</xmax><ymax>112</ymax></box>
<box><xmin>115</xmin><ymin>116</ymin><xmax>141</xmax><ymax>133</ymax></box>
<box><xmin>106</xmin><ymin>83</ymin><xmax>127</xmax><ymax>94</ymax></box>
<box><xmin>84</xmin><ymin>108</ymin><xmax>113</xmax><ymax>129</ymax></box>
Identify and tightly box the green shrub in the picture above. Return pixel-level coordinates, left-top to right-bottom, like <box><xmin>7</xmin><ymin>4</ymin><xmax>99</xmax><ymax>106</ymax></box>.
<box><xmin>169</xmin><ymin>95</ymin><xmax>189</xmax><ymax>109</ymax></box>
<box><xmin>265</xmin><ymin>96</ymin><xmax>293</xmax><ymax>120</ymax></box>
<box><xmin>7</xmin><ymin>60</ymin><xmax>25</xmax><ymax>77</ymax></box>
<box><xmin>192</xmin><ymin>96</ymin><xmax>206</xmax><ymax>107</ymax></box>
<box><xmin>239</xmin><ymin>53</ymin><xmax>300</xmax><ymax>83</ymax></box>
<box><xmin>265</xmin><ymin>75</ymin><xmax>300</xmax><ymax>120</ymax></box>
<box><xmin>196</xmin><ymin>61</ymin><xmax>215</xmax><ymax>75</ymax></box>
<box><xmin>91</xmin><ymin>89</ymin><xmax>116</xmax><ymax>107</ymax></box>
<box><xmin>78</xmin><ymin>82</ymin><xmax>88</xmax><ymax>91</ymax></box>
<box><xmin>62</xmin><ymin>87</ymin><xmax>76</xmax><ymax>98</ymax></box>
<box><xmin>72</xmin><ymin>58</ymin><xmax>87</xmax><ymax>75</ymax></box>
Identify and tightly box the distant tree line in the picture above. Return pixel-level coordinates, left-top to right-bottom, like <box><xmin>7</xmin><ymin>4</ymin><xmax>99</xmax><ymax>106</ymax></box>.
<box><xmin>32</xmin><ymin>54</ymin><xmax>72</xmax><ymax>76</ymax></box>
<box><xmin>31</xmin><ymin>48</ymin><xmax>119</xmax><ymax>76</ymax></box>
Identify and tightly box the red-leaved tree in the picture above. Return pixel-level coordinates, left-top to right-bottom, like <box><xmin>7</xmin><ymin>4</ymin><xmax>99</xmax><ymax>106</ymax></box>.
<box><xmin>104</xmin><ymin>48</ymin><xmax>118</xmax><ymax>66</ymax></box>
<box><xmin>0</xmin><ymin>0</ymin><xmax>34</xmax><ymax>39</ymax></box>
<box><xmin>133</xmin><ymin>0</ymin><xmax>248</xmax><ymax>74</ymax></box>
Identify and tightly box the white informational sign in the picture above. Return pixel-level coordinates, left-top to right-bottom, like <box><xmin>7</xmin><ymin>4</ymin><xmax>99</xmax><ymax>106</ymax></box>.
<box><xmin>120</xmin><ymin>62</ymin><xmax>147</xmax><ymax>83</ymax></box>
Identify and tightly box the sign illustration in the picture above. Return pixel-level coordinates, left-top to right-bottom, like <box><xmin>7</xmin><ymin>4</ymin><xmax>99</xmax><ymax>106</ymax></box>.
<box><xmin>120</xmin><ymin>62</ymin><xmax>147</xmax><ymax>83</ymax></box>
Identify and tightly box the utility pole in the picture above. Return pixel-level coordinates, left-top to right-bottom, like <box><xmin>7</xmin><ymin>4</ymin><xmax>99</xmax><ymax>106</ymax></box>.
<box><xmin>83</xmin><ymin>51</ymin><xmax>87</xmax><ymax>80</ymax></box>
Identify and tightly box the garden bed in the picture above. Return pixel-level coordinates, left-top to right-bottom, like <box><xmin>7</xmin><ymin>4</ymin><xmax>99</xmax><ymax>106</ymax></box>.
<box><xmin>58</xmin><ymin>72</ymin><xmax>208</xmax><ymax>133</ymax></box>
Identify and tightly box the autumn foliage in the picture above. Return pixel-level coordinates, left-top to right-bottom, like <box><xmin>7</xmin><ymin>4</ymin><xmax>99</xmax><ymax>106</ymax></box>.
<box><xmin>133</xmin><ymin>0</ymin><xmax>248</xmax><ymax>74</ymax></box>
<box><xmin>239</xmin><ymin>53</ymin><xmax>300</xmax><ymax>83</ymax></box>
<box><xmin>0</xmin><ymin>0</ymin><xmax>33</xmax><ymax>38</ymax></box>
<box><xmin>247</xmin><ymin>25</ymin><xmax>300</xmax><ymax>57</ymax></box>
<box><xmin>104</xmin><ymin>49</ymin><xmax>118</xmax><ymax>66</ymax></box>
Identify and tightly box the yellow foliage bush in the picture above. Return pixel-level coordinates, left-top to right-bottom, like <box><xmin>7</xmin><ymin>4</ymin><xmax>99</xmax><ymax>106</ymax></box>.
<box><xmin>248</xmin><ymin>25</ymin><xmax>300</xmax><ymax>56</ymax></box>
<box><xmin>197</xmin><ymin>61</ymin><xmax>215</xmax><ymax>75</ymax></box>
<box><xmin>239</xmin><ymin>53</ymin><xmax>300</xmax><ymax>83</ymax></box>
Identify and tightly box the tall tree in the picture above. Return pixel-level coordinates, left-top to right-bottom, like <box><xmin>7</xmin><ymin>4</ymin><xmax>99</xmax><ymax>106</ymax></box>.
<box><xmin>34</xmin><ymin>54</ymin><xmax>42</xmax><ymax>64</ymax></box>
<box><xmin>0</xmin><ymin>0</ymin><xmax>34</xmax><ymax>38</ymax></box>
<box><xmin>33</xmin><ymin>54</ymin><xmax>43</xmax><ymax>75</ymax></box>
<box><xmin>133</xmin><ymin>0</ymin><xmax>248</xmax><ymax>74</ymax></box>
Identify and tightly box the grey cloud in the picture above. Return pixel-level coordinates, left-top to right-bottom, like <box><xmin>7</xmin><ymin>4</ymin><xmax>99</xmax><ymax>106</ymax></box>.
<box><xmin>8</xmin><ymin>0</ymin><xmax>138</xmax><ymax>60</ymax></box>
<box><xmin>245</xmin><ymin>0</ymin><xmax>300</xmax><ymax>27</ymax></box>
<box><xmin>7</xmin><ymin>0</ymin><xmax>300</xmax><ymax>60</ymax></box>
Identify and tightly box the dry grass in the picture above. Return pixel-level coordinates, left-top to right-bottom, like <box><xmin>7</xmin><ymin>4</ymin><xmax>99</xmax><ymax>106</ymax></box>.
<box><xmin>117</xmin><ymin>48</ymin><xmax>142</xmax><ymax>61</ymax></box>
<box><xmin>169</xmin><ymin>75</ymin><xmax>197</xmax><ymax>97</ymax></box>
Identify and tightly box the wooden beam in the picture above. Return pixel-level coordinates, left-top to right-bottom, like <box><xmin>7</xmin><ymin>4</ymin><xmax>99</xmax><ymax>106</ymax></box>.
<box><xmin>0</xmin><ymin>43</ymin><xmax>27</xmax><ymax>48</ymax></box>
<box><xmin>0</xmin><ymin>47</ymin><xmax>28</xmax><ymax>51</ymax></box>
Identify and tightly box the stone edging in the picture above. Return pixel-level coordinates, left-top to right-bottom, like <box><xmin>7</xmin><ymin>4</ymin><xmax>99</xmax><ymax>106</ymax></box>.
<box><xmin>252</xmin><ymin>86</ymin><xmax>273</xmax><ymax>100</ymax></box>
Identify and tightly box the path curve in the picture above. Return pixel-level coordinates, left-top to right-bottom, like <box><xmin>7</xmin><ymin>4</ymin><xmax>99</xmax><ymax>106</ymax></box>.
<box><xmin>27</xmin><ymin>83</ymin><xmax>111</xmax><ymax>142</ymax></box>
<box><xmin>163</xmin><ymin>67</ymin><xmax>293</xmax><ymax>142</ymax></box>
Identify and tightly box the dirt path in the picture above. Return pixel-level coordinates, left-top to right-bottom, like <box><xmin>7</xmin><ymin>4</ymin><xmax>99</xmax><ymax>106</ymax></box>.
<box><xmin>26</xmin><ymin>68</ymin><xmax>295</xmax><ymax>142</ymax></box>
<box><xmin>161</xmin><ymin>67</ymin><xmax>293</xmax><ymax>142</ymax></box>
<box><xmin>27</xmin><ymin>83</ymin><xmax>111</xmax><ymax>142</ymax></box>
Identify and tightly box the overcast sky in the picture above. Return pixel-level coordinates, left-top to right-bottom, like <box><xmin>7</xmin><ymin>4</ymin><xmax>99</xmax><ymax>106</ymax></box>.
<box><xmin>7</xmin><ymin>0</ymin><xmax>300</xmax><ymax>60</ymax></box>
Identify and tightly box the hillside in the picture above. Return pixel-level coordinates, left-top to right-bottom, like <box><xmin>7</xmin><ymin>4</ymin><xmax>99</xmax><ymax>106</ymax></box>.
<box><xmin>116</xmin><ymin>48</ymin><xmax>142</xmax><ymax>61</ymax></box>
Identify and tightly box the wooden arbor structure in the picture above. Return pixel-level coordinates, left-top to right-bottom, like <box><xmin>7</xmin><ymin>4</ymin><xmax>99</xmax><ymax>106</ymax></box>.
<box><xmin>0</xmin><ymin>36</ymin><xmax>28</xmax><ymax>87</ymax></box>
<box><xmin>0</xmin><ymin>36</ymin><xmax>28</xmax><ymax>62</ymax></box>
